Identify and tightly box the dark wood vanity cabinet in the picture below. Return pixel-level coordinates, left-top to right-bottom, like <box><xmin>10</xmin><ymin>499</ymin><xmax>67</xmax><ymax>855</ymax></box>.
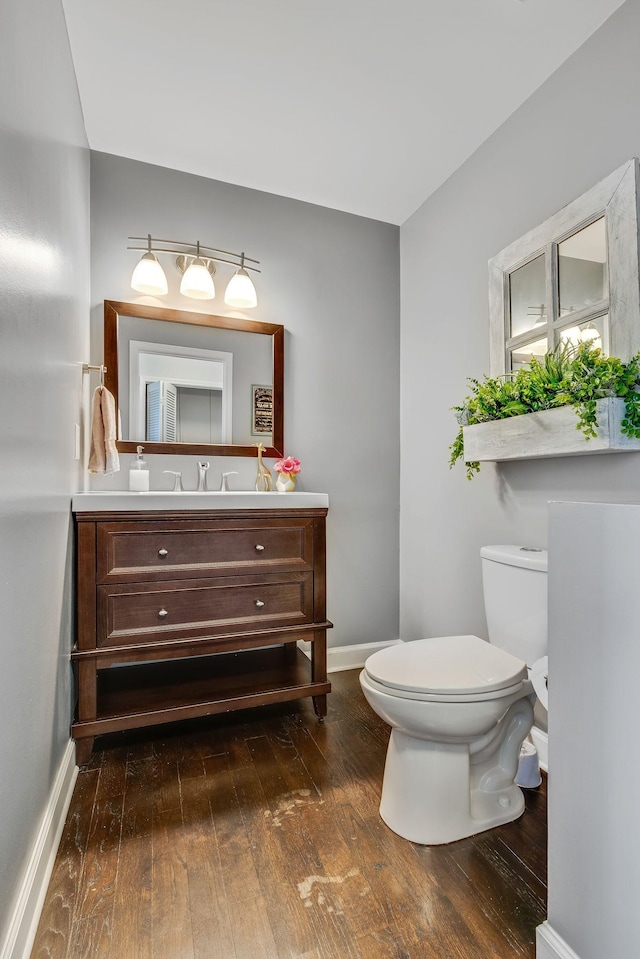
<box><xmin>72</xmin><ymin>508</ymin><xmax>331</xmax><ymax>764</ymax></box>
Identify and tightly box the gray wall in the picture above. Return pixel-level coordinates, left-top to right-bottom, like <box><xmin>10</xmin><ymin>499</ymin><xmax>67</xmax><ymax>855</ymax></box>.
<box><xmin>400</xmin><ymin>0</ymin><xmax>640</xmax><ymax>647</ymax></box>
<box><xmin>0</xmin><ymin>0</ymin><xmax>89</xmax><ymax>948</ymax></box>
<box><xmin>89</xmin><ymin>152</ymin><xmax>400</xmax><ymax>648</ymax></box>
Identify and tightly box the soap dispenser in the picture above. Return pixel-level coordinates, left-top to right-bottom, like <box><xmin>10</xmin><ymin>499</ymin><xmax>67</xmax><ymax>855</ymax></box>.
<box><xmin>129</xmin><ymin>445</ymin><xmax>150</xmax><ymax>492</ymax></box>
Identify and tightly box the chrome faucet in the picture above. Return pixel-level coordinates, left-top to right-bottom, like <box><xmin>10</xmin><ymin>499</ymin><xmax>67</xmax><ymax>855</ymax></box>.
<box><xmin>219</xmin><ymin>471</ymin><xmax>239</xmax><ymax>492</ymax></box>
<box><xmin>197</xmin><ymin>461</ymin><xmax>210</xmax><ymax>492</ymax></box>
<box><xmin>163</xmin><ymin>470</ymin><xmax>184</xmax><ymax>492</ymax></box>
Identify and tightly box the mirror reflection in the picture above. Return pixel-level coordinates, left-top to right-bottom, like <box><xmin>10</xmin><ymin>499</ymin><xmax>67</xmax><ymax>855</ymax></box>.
<box><xmin>509</xmin><ymin>254</ymin><xmax>546</xmax><ymax>338</ymax></box>
<box><xmin>559</xmin><ymin>217</ymin><xmax>608</xmax><ymax>317</ymax></box>
<box><xmin>559</xmin><ymin>314</ymin><xmax>607</xmax><ymax>352</ymax></box>
<box><xmin>509</xmin><ymin>335</ymin><xmax>548</xmax><ymax>372</ymax></box>
<box><xmin>104</xmin><ymin>301</ymin><xmax>284</xmax><ymax>457</ymax></box>
<box><xmin>130</xmin><ymin>340</ymin><xmax>232</xmax><ymax>444</ymax></box>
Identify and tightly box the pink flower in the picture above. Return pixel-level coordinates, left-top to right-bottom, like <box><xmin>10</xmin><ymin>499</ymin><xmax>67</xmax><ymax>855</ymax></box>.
<box><xmin>274</xmin><ymin>456</ymin><xmax>301</xmax><ymax>475</ymax></box>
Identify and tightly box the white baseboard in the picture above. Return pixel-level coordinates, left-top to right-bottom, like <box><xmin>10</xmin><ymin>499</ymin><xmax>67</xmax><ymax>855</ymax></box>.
<box><xmin>298</xmin><ymin>639</ymin><xmax>403</xmax><ymax>673</ymax></box>
<box><xmin>536</xmin><ymin>922</ymin><xmax>581</xmax><ymax>959</ymax></box>
<box><xmin>531</xmin><ymin>725</ymin><xmax>549</xmax><ymax>772</ymax></box>
<box><xmin>0</xmin><ymin>740</ymin><xmax>78</xmax><ymax>959</ymax></box>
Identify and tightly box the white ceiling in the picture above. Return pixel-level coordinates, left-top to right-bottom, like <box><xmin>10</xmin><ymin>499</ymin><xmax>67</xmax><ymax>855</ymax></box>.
<box><xmin>62</xmin><ymin>0</ymin><xmax>625</xmax><ymax>225</ymax></box>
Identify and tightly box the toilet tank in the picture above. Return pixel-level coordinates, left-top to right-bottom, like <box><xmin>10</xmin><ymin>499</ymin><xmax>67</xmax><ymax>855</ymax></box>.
<box><xmin>481</xmin><ymin>545</ymin><xmax>548</xmax><ymax>666</ymax></box>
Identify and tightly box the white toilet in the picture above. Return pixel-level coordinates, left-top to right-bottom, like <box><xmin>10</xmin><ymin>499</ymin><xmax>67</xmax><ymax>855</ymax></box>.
<box><xmin>360</xmin><ymin>545</ymin><xmax>548</xmax><ymax>845</ymax></box>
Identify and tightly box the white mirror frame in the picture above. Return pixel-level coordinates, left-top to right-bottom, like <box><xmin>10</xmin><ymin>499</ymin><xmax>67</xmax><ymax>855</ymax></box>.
<box><xmin>489</xmin><ymin>159</ymin><xmax>640</xmax><ymax>377</ymax></box>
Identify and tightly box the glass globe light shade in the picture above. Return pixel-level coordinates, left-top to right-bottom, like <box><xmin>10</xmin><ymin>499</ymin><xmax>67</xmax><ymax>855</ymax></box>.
<box><xmin>224</xmin><ymin>268</ymin><xmax>258</xmax><ymax>308</ymax></box>
<box><xmin>561</xmin><ymin>326</ymin><xmax>583</xmax><ymax>347</ymax></box>
<box><xmin>579</xmin><ymin>325</ymin><xmax>601</xmax><ymax>346</ymax></box>
<box><xmin>131</xmin><ymin>252</ymin><xmax>168</xmax><ymax>295</ymax></box>
<box><xmin>180</xmin><ymin>258</ymin><xmax>215</xmax><ymax>299</ymax></box>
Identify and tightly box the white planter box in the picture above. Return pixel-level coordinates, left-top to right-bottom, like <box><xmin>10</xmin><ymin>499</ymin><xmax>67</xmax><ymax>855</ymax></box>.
<box><xmin>462</xmin><ymin>397</ymin><xmax>640</xmax><ymax>463</ymax></box>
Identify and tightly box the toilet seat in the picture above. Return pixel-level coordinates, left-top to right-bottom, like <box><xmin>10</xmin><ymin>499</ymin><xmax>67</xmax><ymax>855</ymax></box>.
<box><xmin>363</xmin><ymin>635</ymin><xmax>529</xmax><ymax>703</ymax></box>
<box><xmin>361</xmin><ymin>670</ymin><xmax>530</xmax><ymax>703</ymax></box>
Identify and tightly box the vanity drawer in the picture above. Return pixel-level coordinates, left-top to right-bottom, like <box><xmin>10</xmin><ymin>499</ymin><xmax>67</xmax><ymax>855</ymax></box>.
<box><xmin>96</xmin><ymin>519</ymin><xmax>314</xmax><ymax>583</ymax></box>
<box><xmin>96</xmin><ymin>572</ymin><xmax>313</xmax><ymax>646</ymax></box>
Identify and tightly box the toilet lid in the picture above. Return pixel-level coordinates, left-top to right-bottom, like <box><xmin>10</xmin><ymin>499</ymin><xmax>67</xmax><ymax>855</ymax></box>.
<box><xmin>364</xmin><ymin>635</ymin><xmax>528</xmax><ymax>696</ymax></box>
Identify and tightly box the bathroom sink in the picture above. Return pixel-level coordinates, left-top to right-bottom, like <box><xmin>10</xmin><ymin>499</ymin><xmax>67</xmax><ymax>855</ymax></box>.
<box><xmin>72</xmin><ymin>490</ymin><xmax>329</xmax><ymax>511</ymax></box>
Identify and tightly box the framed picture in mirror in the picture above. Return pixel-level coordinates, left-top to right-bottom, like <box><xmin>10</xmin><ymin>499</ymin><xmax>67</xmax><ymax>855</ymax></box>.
<box><xmin>251</xmin><ymin>384</ymin><xmax>273</xmax><ymax>435</ymax></box>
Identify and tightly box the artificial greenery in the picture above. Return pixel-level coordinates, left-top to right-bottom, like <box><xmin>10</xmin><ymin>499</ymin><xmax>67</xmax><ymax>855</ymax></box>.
<box><xmin>450</xmin><ymin>341</ymin><xmax>640</xmax><ymax>480</ymax></box>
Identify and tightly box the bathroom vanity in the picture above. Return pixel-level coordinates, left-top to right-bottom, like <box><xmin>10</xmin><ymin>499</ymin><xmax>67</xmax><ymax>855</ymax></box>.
<box><xmin>71</xmin><ymin>492</ymin><xmax>331</xmax><ymax>764</ymax></box>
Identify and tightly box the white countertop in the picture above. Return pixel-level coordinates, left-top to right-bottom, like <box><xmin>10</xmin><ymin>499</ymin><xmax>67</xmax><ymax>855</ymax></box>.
<box><xmin>72</xmin><ymin>490</ymin><xmax>329</xmax><ymax>511</ymax></box>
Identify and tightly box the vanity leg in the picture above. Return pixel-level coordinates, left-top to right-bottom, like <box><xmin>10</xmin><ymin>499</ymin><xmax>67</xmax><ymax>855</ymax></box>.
<box><xmin>313</xmin><ymin>695</ymin><xmax>327</xmax><ymax>721</ymax></box>
<box><xmin>77</xmin><ymin>660</ymin><xmax>97</xmax><ymax>721</ymax></box>
<box><xmin>75</xmin><ymin>737</ymin><xmax>95</xmax><ymax>766</ymax></box>
<box><xmin>311</xmin><ymin>629</ymin><xmax>328</xmax><ymax>722</ymax></box>
<box><xmin>74</xmin><ymin>659</ymin><xmax>98</xmax><ymax>765</ymax></box>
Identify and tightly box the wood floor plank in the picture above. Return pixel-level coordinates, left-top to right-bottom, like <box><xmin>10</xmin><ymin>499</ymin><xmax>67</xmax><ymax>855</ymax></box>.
<box><xmin>151</xmin><ymin>803</ymin><xmax>194</xmax><ymax>959</ymax></box>
<box><xmin>66</xmin><ymin>766</ymin><xmax>125</xmax><ymax>959</ymax></box>
<box><xmin>205</xmin><ymin>751</ymin><xmax>262</xmax><ymax>905</ymax></box>
<box><xmin>257</xmin><ymin>716</ymin><xmax>322</xmax><ymax>802</ymax></box>
<box><xmin>297</xmin><ymin>802</ymin><xmax>389</xmax><ymax>943</ymax></box>
<box><xmin>181</xmin><ymin>797</ymin><xmax>235</xmax><ymax>959</ymax></box>
<box><xmin>149</xmin><ymin>756</ymin><xmax>182</xmax><ymax>818</ymax></box>
<box><xmin>30</xmin><ymin>768</ymin><xmax>100</xmax><ymax>959</ymax></box>
<box><xmin>109</xmin><ymin>835</ymin><xmax>152</xmax><ymax>959</ymax></box>
<box><xmin>334</xmin><ymin>803</ymin><xmax>488</xmax><ymax>959</ymax></box>
<box><xmin>120</xmin><ymin>757</ymin><xmax>154</xmax><ymax>839</ymax></box>
<box><xmin>496</xmin><ymin>787</ymin><xmax>548</xmax><ymax>883</ymax></box>
<box><xmin>228</xmin><ymin>735</ymin><xmax>323</xmax><ymax>959</ymax></box>
<box><xmin>354</xmin><ymin>925</ymin><xmax>409</xmax><ymax>959</ymax></box>
<box><xmin>226</xmin><ymin>895</ymin><xmax>279</xmax><ymax>959</ymax></box>
<box><xmin>439</xmin><ymin>835</ymin><xmax>543</xmax><ymax>956</ymax></box>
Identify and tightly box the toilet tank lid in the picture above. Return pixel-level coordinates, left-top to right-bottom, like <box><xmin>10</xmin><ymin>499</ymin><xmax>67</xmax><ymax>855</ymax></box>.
<box><xmin>481</xmin><ymin>545</ymin><xmax>548</xmax><ymax>572</ymax></box>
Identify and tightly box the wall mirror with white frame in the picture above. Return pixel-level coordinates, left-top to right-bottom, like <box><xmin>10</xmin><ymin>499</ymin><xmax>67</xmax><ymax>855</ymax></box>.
<box><xmin>488</xmin><ymin>159</ymin><xmax>640</xmax><ymax>377</ymax></box>
<box><xmin>104</xmin><ymin>300</ymin><xmax>284</xmax><ymax>457</ymax></box>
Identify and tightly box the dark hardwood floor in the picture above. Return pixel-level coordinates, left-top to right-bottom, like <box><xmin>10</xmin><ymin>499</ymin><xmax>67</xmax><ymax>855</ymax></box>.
<box><xmin>31</xmin><ymin>668</ymin><xmax>547</xmax><ymax>959</ymax></box>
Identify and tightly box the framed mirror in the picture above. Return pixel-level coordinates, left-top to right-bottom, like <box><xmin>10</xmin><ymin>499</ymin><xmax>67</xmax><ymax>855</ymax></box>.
<box><xmin>104</xmin><ymin>300</ymin><xmax>284</xmax><ymax>457</ymax></box>
<box><xmin>488</xmin><ymin>159</ymin><xmax>640</xmax><ymax>377</ymax></box>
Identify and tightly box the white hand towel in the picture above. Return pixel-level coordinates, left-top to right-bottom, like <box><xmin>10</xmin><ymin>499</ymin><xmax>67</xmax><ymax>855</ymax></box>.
<box><xmin>88</xmin><ymin>385</ymin><xmax>120</xmax><ymax>474</ymax></box>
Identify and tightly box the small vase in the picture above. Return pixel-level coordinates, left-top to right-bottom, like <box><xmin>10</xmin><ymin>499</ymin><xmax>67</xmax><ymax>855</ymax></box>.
<box><xmin>276</xmin><ymin>472</ymin><xmax>297</xmax><ymax>492</ymax></box>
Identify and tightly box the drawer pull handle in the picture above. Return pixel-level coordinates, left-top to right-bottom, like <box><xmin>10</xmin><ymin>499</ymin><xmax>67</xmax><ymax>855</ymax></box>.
<box><xmin>255</xmin><ymin>600</ymin><xmax>265</xmax><ymax>608</ymax></box>
<box><xmin>158</xmin><ymin>548</ymin><xmax>169</xmax><ymax>557</ymax></box>
<box><xmin>255</xmin><ymin>544</ymin><xmax>265</xmax><ymax>552</ymax></box>
<box><xmin>158</xmin><ymin>608</ymin><xmax>169</xmax><ymax>618</ymax></box>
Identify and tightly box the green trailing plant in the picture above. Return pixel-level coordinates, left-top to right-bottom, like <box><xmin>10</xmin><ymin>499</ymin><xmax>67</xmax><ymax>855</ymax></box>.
<box><xmin>450</xmin><ymin>341</ymin><xmax>640</xmax><ymax>480</ymax></box>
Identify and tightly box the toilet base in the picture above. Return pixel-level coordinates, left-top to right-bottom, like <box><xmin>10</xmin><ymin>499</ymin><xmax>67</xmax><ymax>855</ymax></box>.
<box><xmin>379</xmin><ymin>728</ymin><xmax>526</xmax><ymax>845</ymax></box>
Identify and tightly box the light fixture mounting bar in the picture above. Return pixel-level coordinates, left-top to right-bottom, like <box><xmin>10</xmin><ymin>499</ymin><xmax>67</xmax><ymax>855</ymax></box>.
<box><xmin>127</xmin><ymin>236</ymin><xmax>260</xmax><ymax>272</ymax></box>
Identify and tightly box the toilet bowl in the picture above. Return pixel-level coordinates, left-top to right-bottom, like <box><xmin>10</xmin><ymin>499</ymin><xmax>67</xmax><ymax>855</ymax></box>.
<box><xmin>360</xmin><ymin>634</ymin><xmax>534</xmax><ymax>845</ymax></box>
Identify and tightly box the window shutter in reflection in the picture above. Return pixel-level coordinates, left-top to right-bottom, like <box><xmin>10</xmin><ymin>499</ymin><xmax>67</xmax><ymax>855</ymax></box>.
<box><xmin>146</xmin><ymin>381</ymin><xmax>177</xmax><ymax>443</ymax></box>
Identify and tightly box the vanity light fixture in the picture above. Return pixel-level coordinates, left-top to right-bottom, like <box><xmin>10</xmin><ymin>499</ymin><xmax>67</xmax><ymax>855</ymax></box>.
<box><xmin>130</xmin><ymin>236</ymin><xmax>169</xmax><ymax>296</ymax></box>
<box><xmin>128</xmin><ymin>235</ymin><xmax>260</xmax><ymax>306</ymax></box>
<box><xmin>561</xmin><ymin>322</ymin><xmax>603</xmax><ymax>351</ymax></box>
<box><xmin>179</xmin><ymin>241</ymin><xmax>215</xmax><ymax>300</ymax></box>
<box><xmin>224</xmin><ymin>253</ymin><xmax>258</xmax><ymax>308</ymax></box>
